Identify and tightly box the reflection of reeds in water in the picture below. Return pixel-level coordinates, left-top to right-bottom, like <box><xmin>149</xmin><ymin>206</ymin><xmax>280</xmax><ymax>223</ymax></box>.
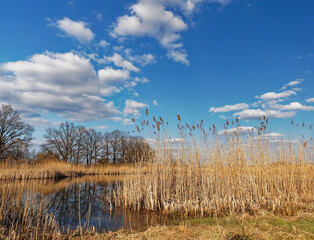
<box><xmin>2</xmin><ymin>175</ymin><xmax>128</xmax><ymax>195</ymax></box>
<box><xmin>0</xmin><ymin>183</ymin><xmax>60</xmax><ymax>239</ymax></box>
<box><xmin>1</xmin><ymin>176</ymin><xmax>168</xmax><ymax>239</ymax></box>
<box><xmin>110</xmin><ymin>114</ymin><xmax>314</xmax><ymax>217</ymax></box>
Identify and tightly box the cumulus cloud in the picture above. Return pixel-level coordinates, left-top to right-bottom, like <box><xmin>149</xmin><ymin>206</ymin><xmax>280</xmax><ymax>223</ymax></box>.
<box><xmin>210</xmin><ymin>78</ymin><xmax>311</xmax><ymax>120</ymax></box>
<box><xmin>0</xmin><ymin>51</ymin><xmax>128</xmax><ymax>122</ymax></box>
<box><xmin>123</xmin><ymin>77</ymin><xmax>149</xmax><ymax>90</ymax></box>
<box><xmin>234</xmin><ymin>109</ymin><xmax>296</xmax><ymax>120</ymax></box>
<box><xmin>281</xmin><ymin>79</ymin><xmax>303</xmax><ymax>90</ymax></box>
<box><xmin>112</xmin><ymin>0</ymin><xmax>187</xmax><ymax>48</ymax></box>
<box><xmin>306</xmin><ymin>98</ymin><xmax>314</xmax><ymax>103</ymax></box>
<box><xmin>129</xmin><ymin>54</ymin><xmax>156</xmax><ymax>66</ymax></box>
<box><xmin>98</xmin><ymin>67</ymin><xmax>130</xmax><ymax>85</ymax></box>
<box><xmin>263</xmin><ymin>132</ymin><xmax>284</xmax><ymax>138</ymax></box>
<box><xmin>99</xmin><ymin>40</ymin><xmax>110</xmax><ymax>47</ymax></box>
<box><xmin>167</xmin><ymin>49</ymin><xmax>189</xmax><ymax>65</ymax></box>
<box><xmin>105</xmin><ymin>53</ymin><xmax>139</xmax><ymax>72</ymax></box>
<box><xmin>209</xmin><ymin>103</ymin><xmax>249</xmax><ymax>113</ymax></box>
<box><xmin>278</xmin><ymin>102</ymin><xmax>314</xmax><ymax>111</ymax></box>
<box><xmin>123</xmin><ymin>99</ymin><xmax>149</xmax><ymax>117</ymax></box>
<box><xmin>218</xmin><ymin>126</ymin><xmax>256</xmax><ymax>135</ymax></box>
<box><xmin>24</xmin><ymin>117</ymin><xmax>61</xmax><ymax>127</ymax></box>
<box><xmin>258</xmin><ymin>90</ymin><xmax>297</xmax><ymax>101</ymax></box>
<box><xmin>112</xmin><ymin>0</ymin><xmax>230</xmax><ymax>65</ymax></box>
<box><xmin>56</xmin><ymin>17</ymin><xmax>95</xmax><ymax>44</ymax></box>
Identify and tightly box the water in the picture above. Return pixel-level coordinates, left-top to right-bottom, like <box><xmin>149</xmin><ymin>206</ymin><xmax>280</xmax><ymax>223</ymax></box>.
<box><xmin>1</xmin><ymin>176</ymin><xmax>169</xmax><ymax>232</ymax></box>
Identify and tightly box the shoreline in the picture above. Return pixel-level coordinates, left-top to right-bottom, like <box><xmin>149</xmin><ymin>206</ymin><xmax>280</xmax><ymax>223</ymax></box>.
<box><xmin>0</xmin><ymin>161</ymin><xmax>142</xmax><ymax>181</ymax></box>
<box><xmin>2</xmin><ymin>213</ymin><xmax>311</xmax><ymax>240</ymax></box>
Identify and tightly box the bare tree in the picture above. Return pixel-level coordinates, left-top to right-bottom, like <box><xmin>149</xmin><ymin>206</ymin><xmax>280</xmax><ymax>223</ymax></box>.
<box><xmin>119</xmin><ymin>131</ymin><xmax>130</xmax><ymax>164</ymax></box>
<box><xmin>42</xmin><ymin>122</ymin><xmax>78</xmax><ymax>163</ymax></box>
<box><xmin>100</xmin><ymin>132</ymin><xmax>111</xmax><ymax>163</ymax></box>
<box><xmin>0</xmin><ymin>104</ymin><xmax>34</xmax><ymax>162</ymax></box>
<box><xmin>41</xmin><ymin>122</ymin><xmax>152</xmax><ymax>165</ymax></box>
<box><xmin>74</xmin><ymin>126</ymin><xmax>86</xmax><ymax>165</ymax></box>
<box><xmin>109</xmin><ymin>130</ymin><xmax>121</xmax><ymax>164</ymax></box>
<box><xmin>83</xmin><ymin>128</ymin><xmax>103</xmax><ymax>165</ymax></box>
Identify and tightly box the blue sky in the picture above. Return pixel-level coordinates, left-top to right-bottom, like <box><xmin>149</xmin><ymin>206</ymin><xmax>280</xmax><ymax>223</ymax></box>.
<box><xmin>0</xmin><ymin>0</ymin><xmax>313</xmax><ymax>143</ymax></box>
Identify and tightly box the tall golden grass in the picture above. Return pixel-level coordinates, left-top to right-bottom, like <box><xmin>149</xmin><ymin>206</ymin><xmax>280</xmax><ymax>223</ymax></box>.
<box><xmin>111</xmin><ymin>115</ymin><xmax>313</xmax><ymax>217</ymax></box>
<box><xmin>0</xmin><ymin>159</ymin><xmax>142</xmax><ymax>180</ymax></box>
<box><xmin>0</xmin><ymin>183</ymin><xmax>60</xmax><ymax>239</ymax></box>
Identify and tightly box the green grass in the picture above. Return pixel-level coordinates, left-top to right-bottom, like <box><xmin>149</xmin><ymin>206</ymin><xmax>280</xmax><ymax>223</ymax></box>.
<box><xmin>266</xmin><ymin>216</ymin><xmax>314</xmax><ymax>234</ymax></box>
<box><xmin>184</xmin><ymin>214</ymin><xmax>314</xmax><ymax>239</ymax></box>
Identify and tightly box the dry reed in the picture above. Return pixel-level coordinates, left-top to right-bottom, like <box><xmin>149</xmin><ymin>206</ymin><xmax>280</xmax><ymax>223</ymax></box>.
<box><xmin>0</xmin><ymin>159</ymin><xmax>142</xmax><ymax>180</ymax></box>
<box><xmin>110</xmin><ymin>115</ymin><xmax>314</xmax><ymax>217</ymax></box>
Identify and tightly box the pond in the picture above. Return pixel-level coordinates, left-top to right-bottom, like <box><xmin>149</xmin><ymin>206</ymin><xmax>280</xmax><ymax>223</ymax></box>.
<box><xmin>1</xmin><ymin>175</ymin><xmax>170</xmax><ymax>232</ymax></box>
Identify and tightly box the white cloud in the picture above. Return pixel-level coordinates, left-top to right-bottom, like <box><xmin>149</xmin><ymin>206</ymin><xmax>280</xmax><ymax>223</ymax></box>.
<box><xmin>93</xmin><ymin>125</ymin><xmax>109</xmax><ymax>130</ymax></box>
<box><xmin>146</xmin><ymin>137</ymin><xmax>184</xmax><ymax>145</ymax></box>
<box><xmin>210</xmin><ymin>79</ymin><xmax>310</xmax><ymax>120</ymax></box>
<box><xmin>234</xmin><ymin>109</ymin><xmax>296</xmax><ymax>120</ymax></box>
<box><xmin>292</xmin><ymin>87</ymin><xmax>302</xmax><ymax>91</ymax></box>
<box><xmin>123</xmin><ymin>77</ymin><xmax>149</xmax><ymax>90</ymax></box>
<box><xmin>99</xmin><ymin>40</ymin><xmax>109</xmax><ymax>47</ymax></box>
<box><xmin>123</xmin><ymin>99</ymin><xmax>148</xmax><ymax>117</ymax></box>
<box><xmin>105</xmin><ymin>53</ymin><xmax>139</xmax><ymax>72</ymax></box>
<box><xmin>278</xmin><ymin>102</ymin><xmax>314</xmax><ymax>111</ymax></box>
<box><xmin>209</xmin><ymin>103</ymin><xmax>249</xmax><ymax>113</ymax></box>
<box><xmin>263</xmin><ymin>132</ymin><xmax>284</xmax><ymax>138</ymax></box>
<box><xmin>56</xmin><ymin>17</ymin><xmax>95</xmax><ymax>44</ymax></box>
<box><xmin>98</xmin><ymin>67</ymin><xmax>130</xmax><ymax>85</ymax></box>
<box><xmin>281</xmin><ymin>79</ymin><xmax>303</xmax><ymax>90</ymax></box>
<box><xmin>112</xmin><ymin>0</ymin><xmax>187</xmax><ymax>48</ymax></box>
<box><xmin>122</xmin><ymin>118</ymin><xmax>135</xmax><ymax>125</ymax></box>
<box><xmin>153</xmin><ymin>99</ymin><xmax>159</xmax><ymax>106</ymax></box>
<box><xmin>23</xmin><ymin>117</ymin><xmax>61</xmax><ymax>127</ymax></box>
<box><xmin>167</xmin><ymin>49</ymin><xmax>189</xmax><ymax>65</ymax></box>
<box><xmin>306</xmin><ymin>98</ymin><xmax>314</xmax><ymax>103</ymax></box>
<box><xmin>259</xmin><ymin>90</ymin><xmax>296</xmax><ymax>101</ymax></box>
<box><xmin>129</xmin><ymin>54</ymin><xmax>156</xmax><ymax>66</ymax></box>
<box><xmin>111</xmin><ymin>0</ymin><xmax>231</xmax><ymax>65</ymax></box>
<box><xmin>218</xmin><ymin>126</ymin><xmax>257</xmax><ymax>135</ymax></box>
<box><xmin>112</xmin><ymin>0</ymin><xmax>188</xmax><ymax>65</ymax></box>
<box><xmin>0</xmin><ymin>51</ymin><xmax>123</xmax><ymax>122</ymax></box>
<box><xmin>135</xmin><ymin>77</ymin><xmax>149</xmax><ymax>83</ymax></box>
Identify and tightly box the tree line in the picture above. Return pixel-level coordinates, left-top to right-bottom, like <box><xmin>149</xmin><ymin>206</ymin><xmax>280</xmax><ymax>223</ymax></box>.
<box><xmin>0</xmin><ymin>104</ymin><xmax>152</xmax><ymax>164</ymax></box>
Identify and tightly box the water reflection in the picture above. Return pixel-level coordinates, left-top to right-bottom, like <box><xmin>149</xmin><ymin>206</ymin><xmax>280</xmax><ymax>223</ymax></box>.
<box><xmin>1</xmin><ymin>176</ymin><xmax>168</xmax><ymax>232</ymax></box>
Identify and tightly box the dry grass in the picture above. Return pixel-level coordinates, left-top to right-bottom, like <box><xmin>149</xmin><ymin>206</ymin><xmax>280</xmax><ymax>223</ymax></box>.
<box><xmin>110</xmin><ymin>116</ymin><xmax>314</xmax><ymax>217</ymax></box>
<box><xmin>68</xmin><ymin>213</ymin><xmax>314</xmax><ymax>240</ymax></box>
<box><xmin>1</xmin><ymin>115</ymin><xmax>313</xmax><ymax>239</ymax></box>
<box><xmin>0</xmin><ymin>184</ymin><xmax>60</xmax><ymax>239</ymax></box>
<box><xmin>0</xmin><ymin>159</ymin><xmax>142</xmax><ymax>180</ymax></box>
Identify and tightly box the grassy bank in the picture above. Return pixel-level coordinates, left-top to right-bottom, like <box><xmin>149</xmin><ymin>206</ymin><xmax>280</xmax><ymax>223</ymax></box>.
<box><xmin>93</xmin><ymin>214</ymin><xmax>314</xmax><ymax>240</ymax></box>
<box><xmin>2</xmin><ymin>214</ymin><xmax>312</xmax><ymax>239</ymax></box>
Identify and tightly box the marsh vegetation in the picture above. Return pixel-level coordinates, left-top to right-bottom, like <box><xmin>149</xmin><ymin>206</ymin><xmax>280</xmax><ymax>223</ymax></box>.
<box><xmin>0</xmin><ymin>105</ymin><xmax>313</xmax><ymax>239</ymax></box>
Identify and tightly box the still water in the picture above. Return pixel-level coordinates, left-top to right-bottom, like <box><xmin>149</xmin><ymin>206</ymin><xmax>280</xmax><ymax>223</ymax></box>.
<box><xmin>3</xmin><ymin>176</ymin><xmax>169</xmax><ymax>232</ymax></box>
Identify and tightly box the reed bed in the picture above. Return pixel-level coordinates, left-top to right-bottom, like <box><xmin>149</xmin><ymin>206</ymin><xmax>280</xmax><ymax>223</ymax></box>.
<box><xmin>110</xmin><ymin>115</ymin><xmax>314</xmax><ymax>217</ymax></box>
<box><xmin>0</xmin><ymin>160</ymin><xmax>142</xmax><ymax>180</ymax></box>
<box><xmin>0</xmin><ymin>183</ymin><xmax>61</xmax><ymax>239</ymax></box>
